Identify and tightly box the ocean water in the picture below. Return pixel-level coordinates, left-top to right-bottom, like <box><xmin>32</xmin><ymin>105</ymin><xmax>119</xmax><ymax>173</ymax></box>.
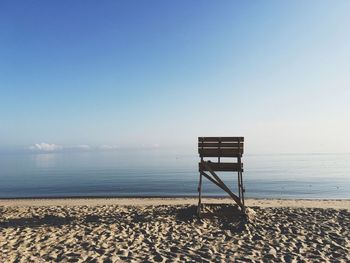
<box><xmin>0</xmin><ymin>150</ymin><xmax>349</xmax><ymax>199</ymax></box>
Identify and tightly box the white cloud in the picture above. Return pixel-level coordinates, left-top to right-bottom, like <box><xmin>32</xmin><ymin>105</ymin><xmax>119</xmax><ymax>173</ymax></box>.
<box><xmin>28</xmin><ymin>143</ymin><xmax>161</xmax><ymax>152</ymax></box>
<box><xmin>29</xmin><ymin>143</ymin><xmax>63</xmax><ymax>152</ymax></box>
<box><xmin>28</xmin><ymin>143</ymin><xmax>91</xmax><ymax>152</ymax></box>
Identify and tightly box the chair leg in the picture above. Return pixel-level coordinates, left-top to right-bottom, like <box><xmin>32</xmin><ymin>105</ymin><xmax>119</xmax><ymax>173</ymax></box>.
<box><xmin>237</xmin><ymin>172</ymin><xmax>241</xmax><ymax>199</ymax></box>
<box><xmin>240</xmin><ymin>172</ymin><xmax>245</xmax><ymax>208</ymax></box>
<box><xmin>197</xmin><ymin>172</ymin><xmax>203</xmax><ymax>217</ymax></box>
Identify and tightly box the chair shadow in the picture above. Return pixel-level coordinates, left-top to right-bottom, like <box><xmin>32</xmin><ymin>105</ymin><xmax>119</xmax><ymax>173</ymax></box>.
<box><xmin>198</xmin><ymin>203</ymin><xmax>248</xmax><ymax>232</ymax></box>
<box><xmin>154</xmin><ymin>204</ymin><xmax>247</xmax><ymax>232</ymax></box>
<box><xmin>175</xmin><ymin>205</ymin><xmax>198</xmax><ymax>221</ymax></box>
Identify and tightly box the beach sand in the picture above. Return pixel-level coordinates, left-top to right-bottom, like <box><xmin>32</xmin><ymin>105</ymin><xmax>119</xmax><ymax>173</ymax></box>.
<box><xmin>0</xmin><ymin>198</ymin><xmax>349</xmax><ymax>262</ymax></box>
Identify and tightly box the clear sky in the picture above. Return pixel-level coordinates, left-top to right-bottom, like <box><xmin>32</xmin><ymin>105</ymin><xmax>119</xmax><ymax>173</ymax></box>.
<box><xmin>1</xmin><ymin>1</ymin><xmax>350</xmax><ymax>153</ymax></box>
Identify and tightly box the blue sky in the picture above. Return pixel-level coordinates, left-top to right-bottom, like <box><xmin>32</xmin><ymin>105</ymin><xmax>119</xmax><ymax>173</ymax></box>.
<box><xmin>1</xmin><ymin>1</ymin><xmax>349</xmax><ymax>153</ymax></box>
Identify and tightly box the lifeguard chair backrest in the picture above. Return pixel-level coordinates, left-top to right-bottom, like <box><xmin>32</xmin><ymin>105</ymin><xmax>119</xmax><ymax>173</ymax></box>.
<box><xmin>198</xmin><ymin>137</ymin><xmax>244</xmax><ymax>172</ymax></box>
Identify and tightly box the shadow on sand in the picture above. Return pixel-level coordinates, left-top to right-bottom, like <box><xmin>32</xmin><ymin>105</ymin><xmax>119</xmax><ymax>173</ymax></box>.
<box><xmin>0</xmin><ymin>214</ymin><xmax>76</xmax><ymax>228</ymax></box>
<box><xmin>0</xmin><ymin>204</ymin><xmax>248</xmax><ymax>232</ymax></box>
<box><xmin>197</xmin><ymin>203</ymin><xmax>248</xmax><ymax>232</ymax></box>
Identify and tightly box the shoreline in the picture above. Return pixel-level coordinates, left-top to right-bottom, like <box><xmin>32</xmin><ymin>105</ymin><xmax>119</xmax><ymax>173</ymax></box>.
<box><xmin>1</xmin><ymin>197</ymin><xmax>349</xmax><ymax>209</ymax></box>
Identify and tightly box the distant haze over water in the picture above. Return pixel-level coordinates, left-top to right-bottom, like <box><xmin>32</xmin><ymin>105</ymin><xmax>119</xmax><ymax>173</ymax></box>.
<box><xmin>0</xmin><ymin>150</ymin><xmax>349</xmax><ymax>199</ymax></box>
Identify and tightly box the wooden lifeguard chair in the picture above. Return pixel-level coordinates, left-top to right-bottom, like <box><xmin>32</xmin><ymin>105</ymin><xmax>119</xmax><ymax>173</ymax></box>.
<box><xmin>197</xmin><ymin>137</ymin><xmax>245</xmax><ymax>216</ymax></box>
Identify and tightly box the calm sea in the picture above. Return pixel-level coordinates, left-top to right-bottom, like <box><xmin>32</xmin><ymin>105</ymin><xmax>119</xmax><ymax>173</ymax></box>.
<box><xmin>0</xmin><ymin>150</ymin><xmax>349</xmax><ymax>199</ymax></box>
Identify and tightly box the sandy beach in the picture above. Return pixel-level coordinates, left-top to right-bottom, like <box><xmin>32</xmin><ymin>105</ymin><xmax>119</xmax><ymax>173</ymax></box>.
<box><xmin>0</xmin><ymin>198</ymin><xmax>349</xmax><ymax>262</ymax></box>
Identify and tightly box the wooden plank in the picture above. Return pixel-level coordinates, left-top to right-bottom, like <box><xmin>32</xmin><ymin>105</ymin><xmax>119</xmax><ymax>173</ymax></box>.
<box><xmin>198</xmin><ymin>137</ymin><xmax>244</xmax><ymax>142</ymax></box>
<box><xmin>198</xmin><ymin>147</ymin><xmax>243</xmax><ymax>151</ymax></box>
<box><xmin>198</xmin><ymin>142</ymin><xmax>244</xmax><ymax>148</ymax></box>
<box><xmin>199</xmin><ymin>162</ymin><xmax>243</xmax><ymax>172</ymax></box>
<box><xmin>198</xmin><ymin>148</ymin><xmax>243</xmax><ymax>157</ymax></box>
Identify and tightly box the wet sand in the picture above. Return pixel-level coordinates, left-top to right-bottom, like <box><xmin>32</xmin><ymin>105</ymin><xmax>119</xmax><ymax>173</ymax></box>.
<box><xmin>0</xmin><ymin>198</ymin><xmax>349</xmax><ymax>262</ymax></box>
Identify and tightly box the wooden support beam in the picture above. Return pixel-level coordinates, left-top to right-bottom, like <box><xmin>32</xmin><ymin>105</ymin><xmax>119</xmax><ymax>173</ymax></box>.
<box><xmin>201</xmin><ymin>172</ymin><xmax>226</xmax><ymax>192</ymax></box>
<box><xmin>202</xmin><ymin>172</ymin><xmax>242</xmax><ymax>205</ymax></box>
<box><xmin>201</xmin><ymin>161</ymin><xmax>244</xmax><ymax>210</ymax></box>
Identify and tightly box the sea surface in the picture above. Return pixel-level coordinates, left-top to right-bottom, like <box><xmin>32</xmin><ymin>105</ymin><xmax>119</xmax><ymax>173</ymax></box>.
<box><xmin>0</xmin><ymin>150</ymin><xmax>349</xmax><ymax>199</ymax></box>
